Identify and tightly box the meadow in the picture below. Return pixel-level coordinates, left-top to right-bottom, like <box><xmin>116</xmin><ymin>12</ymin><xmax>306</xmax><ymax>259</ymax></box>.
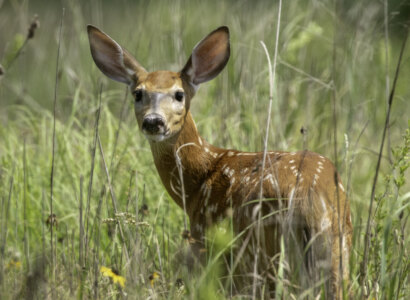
<box><xmin>0</xmin><ymin>0</ymin><xmax>409</xmax><ymax>298</ymax></box>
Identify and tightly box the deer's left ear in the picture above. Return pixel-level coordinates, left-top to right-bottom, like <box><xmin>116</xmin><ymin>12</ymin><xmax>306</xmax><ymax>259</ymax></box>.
<box><xmin>181</xmin><ymin>26</ymin><xmax>230</xmax><ymax>86</ymax></box>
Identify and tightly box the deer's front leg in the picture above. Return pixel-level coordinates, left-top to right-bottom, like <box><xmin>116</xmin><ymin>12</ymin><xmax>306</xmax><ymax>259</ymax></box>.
<box><xmin>178</xmin><ymin>218</ymin><xmax>207</xmax><ymax>273</ymax></box>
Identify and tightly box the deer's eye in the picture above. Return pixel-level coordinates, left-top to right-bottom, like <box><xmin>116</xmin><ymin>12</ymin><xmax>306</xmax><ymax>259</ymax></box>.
<box><xmin>175</xmin><ymin>91</ymin><xmax>184</xmax><ymax>102</ymax></box>
<box><xmin>133</xmin><ymin>89</ymin><xmax>143</xmax><ymax>102</ymax></box>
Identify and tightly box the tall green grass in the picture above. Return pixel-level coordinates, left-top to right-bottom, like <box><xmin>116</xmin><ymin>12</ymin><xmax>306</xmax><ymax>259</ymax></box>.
<box><xmin>0</xmin><ymin>0</ymin><xmax>409</xmax><ymax>298</ymax></box>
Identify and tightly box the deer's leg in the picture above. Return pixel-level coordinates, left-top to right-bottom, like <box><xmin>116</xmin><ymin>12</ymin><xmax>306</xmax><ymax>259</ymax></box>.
<box><xmin>329</xmin><ymin>228</ymin><xmax>351</xmax><ymax>299</ymax></box>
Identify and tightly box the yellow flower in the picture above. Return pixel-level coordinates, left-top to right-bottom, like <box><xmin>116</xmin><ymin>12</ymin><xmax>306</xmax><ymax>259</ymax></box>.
<box><xmin>6</xmin><ymin>259</ymin><xmax>21</xmax><ymax>270</ymax></box>
<box><xmin>112</xmin><ymin>273</ymin><xmax>126</xmax><ymax>288</ymax></box>
<box><xmin>100</xmin><ymin>266</ymin><xmax>126</xmax><ymax>288</ymax></box>
<box><xmin>149</xmin><ymin>271</ymin><xmax>160</xmax><ymax>287</ymax></box>
<box><xmin>100</xmin><ymin>266</ymin><xmax>114</xmax><ymax>277</ymax></box>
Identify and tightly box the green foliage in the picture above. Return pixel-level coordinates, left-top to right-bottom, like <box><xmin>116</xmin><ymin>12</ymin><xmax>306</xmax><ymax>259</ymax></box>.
<box><xmin>2</xmin><ymin>33</ymin><xmax>25</xmax><ymax>66</ymax></box>
<box><xmin>367</xmin><ymin>124</ymin><xmax>410</xmax><ymax>298</ymax></box>
<box><xmin>0</xmin><ymin>0</ymin><xmax>409</xmax><ymax>299</ymax></box>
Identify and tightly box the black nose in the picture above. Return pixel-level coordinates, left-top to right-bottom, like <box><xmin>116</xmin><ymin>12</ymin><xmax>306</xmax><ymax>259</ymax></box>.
<box><xmin>142</xmin><ymin>114</ymin><xmax>165</xmax><ymax>134</ymax></box>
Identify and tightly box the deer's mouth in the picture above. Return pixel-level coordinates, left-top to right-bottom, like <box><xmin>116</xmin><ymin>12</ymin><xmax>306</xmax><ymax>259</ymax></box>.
<box><xmin>143</xmin><ymin>129</ymin><xmax>172</xmax><ymax>142</ymax></box>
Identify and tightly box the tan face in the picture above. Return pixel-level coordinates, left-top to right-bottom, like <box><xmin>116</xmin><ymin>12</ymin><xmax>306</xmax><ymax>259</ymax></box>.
<box><xmin>131</xmin><ymin>71</ymin><xmax>188</xmax><ymax>142</ymax></box>
<box><xmin>88</xmin><ymin>25</ymin><xmax>230</xmax><ymax>142</ymax></box>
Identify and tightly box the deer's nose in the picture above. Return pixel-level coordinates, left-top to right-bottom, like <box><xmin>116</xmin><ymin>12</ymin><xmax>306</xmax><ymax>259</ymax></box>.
<box><xmin>142</xmin><ymin>114</ymin><xmax>165</xmax><ymax>134</ymax></box>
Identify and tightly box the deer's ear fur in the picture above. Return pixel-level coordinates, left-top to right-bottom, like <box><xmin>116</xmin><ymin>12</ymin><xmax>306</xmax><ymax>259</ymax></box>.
<box><xmin>181</xmin><ymin>26</ymin><xmax>230</xmax><ymax>86</ymax></box>
<box><xmin>87</xmin><ymin>25</ymin><xmax>146</xmax><ymax>84</ymax></box>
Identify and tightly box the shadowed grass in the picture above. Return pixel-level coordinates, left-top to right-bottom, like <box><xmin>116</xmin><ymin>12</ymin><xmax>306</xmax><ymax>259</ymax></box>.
<box><xmin>0</xmin><ymin>0</ymin><xmax>409</xmax><ymax>299</ymax></box>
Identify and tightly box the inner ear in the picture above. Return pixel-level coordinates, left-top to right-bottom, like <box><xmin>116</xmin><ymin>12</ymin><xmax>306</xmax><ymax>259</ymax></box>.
<box><xmin>87</xmin><ymin>25</ymin><xmax>146</xmax><ymax>85</ymax></box>
<box><xmin>182</xmin><ymin>26</ymin><xmax>230</xmax><ymax>85</ymax></box>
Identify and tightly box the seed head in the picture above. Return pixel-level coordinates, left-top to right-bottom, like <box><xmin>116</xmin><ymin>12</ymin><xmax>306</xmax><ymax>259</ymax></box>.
<box><xmin>27</xmin><ymin>15</ymin><xmax>40</xmax><ymax>39</ymax></box>
<box><xmin>46</xmin><ymin>213</ymin><xmax>58</xmax><ymax>228</ymax></box>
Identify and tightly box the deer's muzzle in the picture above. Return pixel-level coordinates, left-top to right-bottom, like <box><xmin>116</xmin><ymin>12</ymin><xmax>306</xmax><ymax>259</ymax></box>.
<box><xmin>142</xmin><ymin>113</ymin><xmax>166</xmax><ymax>135</ymax></box>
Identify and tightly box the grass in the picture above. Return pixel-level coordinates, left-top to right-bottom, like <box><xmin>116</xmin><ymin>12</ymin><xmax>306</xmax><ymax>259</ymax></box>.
<box><xmin>0</xmin><ymin>0</ymin><xmax>409</xmax><ymax>298</ymax></box>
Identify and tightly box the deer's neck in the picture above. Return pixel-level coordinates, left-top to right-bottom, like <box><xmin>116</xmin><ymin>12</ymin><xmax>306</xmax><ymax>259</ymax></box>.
<box><xmin>148</xmin><ymin>112</ymin><xmax>218</xmax><ymax>213</ymax></box>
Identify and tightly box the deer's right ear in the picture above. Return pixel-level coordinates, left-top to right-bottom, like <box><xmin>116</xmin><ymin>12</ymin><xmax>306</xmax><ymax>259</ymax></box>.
<box><xmin>87</xmin><ymin>25</ymin><xmax>146</xmax><ymax>85</ymax></box>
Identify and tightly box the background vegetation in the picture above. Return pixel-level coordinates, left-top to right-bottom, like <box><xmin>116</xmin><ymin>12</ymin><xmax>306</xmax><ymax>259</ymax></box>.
<box><xmin>0</xmin><ymin>0</ymin><xmax>409</xmax><ymax>298</ymax></box>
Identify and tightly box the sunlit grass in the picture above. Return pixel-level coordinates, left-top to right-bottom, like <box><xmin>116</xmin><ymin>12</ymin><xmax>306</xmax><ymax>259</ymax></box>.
<box><xmin>0</xmin><ymin>0</ymin><xmax>409</xmax><ymax>298</ymax></box>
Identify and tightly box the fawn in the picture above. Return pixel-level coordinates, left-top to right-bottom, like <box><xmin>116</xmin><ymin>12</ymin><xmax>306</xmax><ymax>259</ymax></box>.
<box><xmin>88</xmin><ymin>25</ymin><xmax>352</xmax><ymax>298</ymax></box>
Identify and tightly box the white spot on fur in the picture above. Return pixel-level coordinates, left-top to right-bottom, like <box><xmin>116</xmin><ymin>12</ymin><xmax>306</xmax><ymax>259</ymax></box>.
<box><xmin>229</xmin><ymin>169</ymin><xmax>235</xmax><ymax>177</ymax></box>
<box><xmin>290</xmin><ymin>152</ymin><xmax>297</xmax><ymax>156</ymax></box>
<box><xmin>230</xmin><ymin>177</ymin><xmax>236</xmax><ymax>185</ymax></box>
<box><xmin>198</xmin><ymin>137</ymin><xmax>203</xmax><ymax>146</ymax></box>
<box><xmin>320</xmin><ymin>216</ymin><xmax>331</xmax><ymax>231</ymax></box>
<box><xmin>289</xmin><ymin>159</ymin><xmax>295</xmax><ymax>164</ymax></box>
<box><xmin>223</xmin><ymin>167</ymin><xmax>231</xmax><ymax>176</ymax></box>
<box><xmin>312</xmin><ymin>174</ymin><xmax>319</xmax><ymax>186</ymax></box>
<box><xmin>338</xmin><ymin>182</ymin><xmax>345</xmax><ymax>192</ymax></box>
<box><xmin>267</xmin><ymin>175</ymin><xmax>279</xmax><ymax>191</ymax></box>
<box><xmin>241</xmin><ymin>167</ymin><xmax>249</xmax><ymax>174</ymax></box>
<box><xmin>227</xmin><ymin>151</ymin><xmax>235</xmax><ymax>157</ymax></box>
<box><xmin>244</xmin><ymin>176</ymin><xmax>250</xmax><ymax>183</ymax></box>
<box><xmin>236</xmin><ymin>152</ymin><xmax>257</xmax><ymax>156</ymax></box>
<box><xmin>289</xmin><ymin>163</ymin><xmax>299</xmax><ymax>177</ymax></box>
<box><xmin>204</xmin><ymin>147</ymin><xmax>210</xmax><ymax>153</ymax></box>
<box><xmin>316</xmin><ymin>167</ymin><xmax>322</xmax><ymax>173</ymax></box>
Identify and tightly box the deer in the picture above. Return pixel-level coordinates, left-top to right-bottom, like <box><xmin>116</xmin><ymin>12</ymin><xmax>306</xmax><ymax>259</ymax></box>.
<box><xmin>87</xmin><ymin>25</ymin><xmax>352</xmax><ymax>298</ymax></box>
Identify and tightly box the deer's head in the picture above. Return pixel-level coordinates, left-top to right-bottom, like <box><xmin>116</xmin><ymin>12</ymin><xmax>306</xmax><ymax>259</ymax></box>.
<box><xmin>87</xmin><ymin>25</ymin><xmax>230</xmax><ymax>142</ymax></box>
